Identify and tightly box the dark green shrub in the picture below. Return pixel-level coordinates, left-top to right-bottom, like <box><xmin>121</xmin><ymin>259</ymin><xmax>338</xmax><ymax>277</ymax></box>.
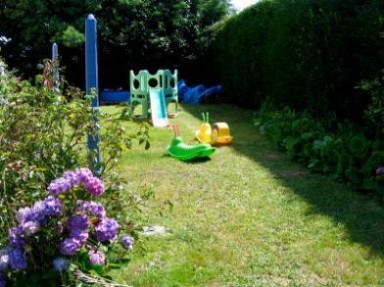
<box><xmin>212</xmin><ymin>0</ymin><xmax>384</xmax><ymax>122</ymax></box>
<box><xmin>255</xmin><ymin>104</ymin><xmax>384</xmax><ymax>192</ymax></box>
<box><xmin>360</xmin><ymin>70</ymin><xmax>384</xmax><ymax>135</ymax></box>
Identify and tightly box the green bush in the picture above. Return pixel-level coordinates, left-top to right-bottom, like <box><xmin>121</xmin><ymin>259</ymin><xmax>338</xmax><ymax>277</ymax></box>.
<box><xmin>359</xmin><ymin>70</ymin><xmax>384</xmax><ymax>135</ymax></box>
<box><xmin>212</xmin><ymin>0</ymin><xmax>383</xmax><ymax>121</ymax></box>
<box><xmin>0</xmin><ymin>58</ymin><xmax>152</xmax><ymax>284</ymax></box>
<box><xmin>255</xmin><ymin>105</ymin><xmax>384</xmax><ymax>192</ymax></box>
<box><xmin>0</xmin><ymin>59</ymin><xmax>150</xmax><ymax>242</ymax></box>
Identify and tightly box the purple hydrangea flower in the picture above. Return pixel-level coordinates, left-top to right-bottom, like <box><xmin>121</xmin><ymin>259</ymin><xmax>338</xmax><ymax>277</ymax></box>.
<box><xmin>16</xmin><ymin>199</ymin><xmax>51</xmax><ymax>227</ymax></box>
<box><xmin>21</xmin><ymin>221</ymin><xmax>40</xmax><ymax>236</ymax></box>
<box><xmin>53</xmin><ymin>257</ymin><xmax>70</xmax><ymax>272</ymax></box>
<box><xmin>84</xmin><ymin>176</ymin><xmax>105</xmax><ymax>196</ymax></box>
<box><xmin>15</xmin><ymin>207</ymin><xmax>31</xmax><ymax>224</ymax></box>
<box><xmin>43</xmin><ymin>196</ymin><xmax>62</xmax><ymax>216</ymax></box>
<box><xmin>48</xmin><ymin>168</ymin><xmax>104</xmax><ymax>196</ymax></box>
<box><xmin>48</xmin><ymin>177</ymin><xmax>73</xmax><ymax>196</ymax></box>
<box><xmin>8</xmin><ymin>248</ymin><xmax>27</xmax><ymax>270</ymax></box>
<box><xmin>63</xmin><ymin>170</ymin><xmax>82</xmax><ymax>186</ymax></box>
<box><xmin>88</xmin><ymin>249</ymin><xmax>105</xmax><ymax>265</ymax></box>
<box><xmin>75</xmin><ymin>168</ymin><xmax>94</xmax><ymax>182</ymax></box>
<box><xmin>0</xmin><ymin>273</ymin><xmax>6</xmax><ymax>287</ymax></box>
<box><xmin>67</xmin><ymin>215</ymin><xmax>89</xmax><ymax>245</ymax></box>
<box><xmin>60</xmin><ymin>238</ymin><xmax>83</xmax><ymax>256</ymax></box>
<box><xmin>95</xmin><ymin>218</ymin><xmax>119</xmax><ymax>242</ymax></box>
<box><xmin>69</xmin><ymin>230</ymin><xmax>89</xmax><ymax>244</ymax></box>
<box><xmin>8</xmin><ymin>226</ymin><xmax>25</xmax><ymax>247</ymax></box>
<box><xmin>121</xmin><ymin>235</ymin><xmax>134</xmax><ymax>250</ymax></box>
<box><xmin>76</xmin><ymin>168</ymin><xmax>93</xmax><ymax>180</ymax></box>
<box><xmin>77</xmin><ymin>201</ymin><xmax>106</xmax><ymax>219</ymax></box>
<box><xmin>0</xmin><ymin>248</ymin><xmax>9</xmax><ymax>271</ymax></box>
<box><xmin>67</xmin><ymin>215</ymin><xmax>89</xmax><ymax>233</ymax></box>
<box><xmin>26</xmin><ymin>201</ymin><xmax>47</xmax><ymax>224</ymax></box>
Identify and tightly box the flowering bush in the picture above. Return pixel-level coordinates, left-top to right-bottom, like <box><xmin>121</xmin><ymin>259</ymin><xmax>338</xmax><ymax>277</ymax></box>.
<box><xmin>0</xmin><ymin>168</ymin><xmax>135</xmax><ymax>286</ymax></box>
<box><xmin>0</xmin><ymin>58</ymin><xmax>150</xmax><ymax>257</ymax></box>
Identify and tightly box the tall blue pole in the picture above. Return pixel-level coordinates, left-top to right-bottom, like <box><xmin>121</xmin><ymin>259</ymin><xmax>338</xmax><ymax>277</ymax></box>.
<box><xmin>85</xmin><ymin>14</ymin><xmax>101</xmax><ymax>176</ymax></box>
<box><xmin>52</xmin><ymin>43</ymin><xmax>60</xmax><ymax>94</ymax></box>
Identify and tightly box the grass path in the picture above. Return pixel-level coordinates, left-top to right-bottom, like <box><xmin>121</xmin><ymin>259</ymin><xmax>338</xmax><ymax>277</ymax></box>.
<box><xmin>106</xmin><ymin>104</ymin><xmax>384</xmax><ymax>287</ymax></box>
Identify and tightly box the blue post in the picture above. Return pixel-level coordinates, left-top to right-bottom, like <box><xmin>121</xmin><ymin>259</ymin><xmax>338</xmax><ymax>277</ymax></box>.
<box><xmin>51</xmin><ymin>43</ymin><xmax>60</xmax><ymax>94</ymax></box>
<box><xmin>85</xmin><ymin>14</ymin><xmax>101</xmax><ymax>176</ymax></box>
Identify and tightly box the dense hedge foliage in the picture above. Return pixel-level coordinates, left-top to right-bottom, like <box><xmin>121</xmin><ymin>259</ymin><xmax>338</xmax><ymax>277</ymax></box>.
<box><xmin>1</xmin><ymin>0</ymin><xmax>231</xmax><ymax>88</ymax></box>
<box><xmin>213</xmin><ymin>0</ymin><xmax>383</xmax><ymax>121</ymax></box>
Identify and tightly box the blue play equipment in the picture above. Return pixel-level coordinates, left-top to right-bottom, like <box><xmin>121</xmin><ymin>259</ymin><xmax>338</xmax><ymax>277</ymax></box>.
<box><xmin>178</xmin><ymin>80</ymin><xmax>222</xmax><ymax>104</ymax></box>
<box><xmin>99</xmin><ymin>90</ymin><xmax>130</xmax><ymax>102</ymax></box>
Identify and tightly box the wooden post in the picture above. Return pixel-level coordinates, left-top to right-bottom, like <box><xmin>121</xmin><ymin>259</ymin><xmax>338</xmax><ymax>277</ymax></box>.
<box><xmin>85</xmin><ymin>14</ymin><xmax>101</xmax><ymax>176</ymax></box>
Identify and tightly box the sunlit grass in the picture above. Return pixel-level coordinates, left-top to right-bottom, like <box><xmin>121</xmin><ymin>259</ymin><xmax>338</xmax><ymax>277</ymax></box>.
<box><xmin>104</xmin><ymin>103</ymin><xmax>384</xmax><ymax>287</ymax></box>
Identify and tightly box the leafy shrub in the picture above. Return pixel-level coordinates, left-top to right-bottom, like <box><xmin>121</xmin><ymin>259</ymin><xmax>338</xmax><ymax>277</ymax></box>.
<box><xmin>0</xmin><ymin>59</ymin><xmax>150</xmax><ymax>256</ymax></box>
<box><xmin>255</xmin><ymin>104</ymin><xmax>384</xmax><ymax>192</ymax></box>
<box><xmin>359</xmin><ymin>70</ymin><xmax>384</xmax><ymax>135</ymax></box>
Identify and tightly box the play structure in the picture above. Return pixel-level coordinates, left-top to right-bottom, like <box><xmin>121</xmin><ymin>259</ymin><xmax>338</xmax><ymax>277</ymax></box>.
<box><xmin>196</xmin><ymin>112</ymin><xmax>233</xmax><ymax>145</ymax></box>
<box><xmin>167</xmin><ymin>125</ymin><xmax>215</xmax><ymax>161</ymax></box>
<box><xmin>43</xmin><ymin>14</ymin><xmax>228</xmax><ymax>173</ymax></box>
<box><xmin>129</xmin><ymin>69</ymin><xmax>178</xmax><ymax>124</ymax></box>
<box><xmin>149</xmin><ymin>89</ymin><xmax>168</xmax><ymax>127</ymax></box>
<box><xmin>52</xmin><ymin>14</ymin><xmax>180</xmax><ymax>175</ymax></box>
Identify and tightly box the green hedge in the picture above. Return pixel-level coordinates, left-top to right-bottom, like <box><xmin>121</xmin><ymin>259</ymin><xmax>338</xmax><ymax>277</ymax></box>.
<box><xmin>212</xmin><ymin>0</ymin><xmax>383</xmax><ymax>121</ymax></box>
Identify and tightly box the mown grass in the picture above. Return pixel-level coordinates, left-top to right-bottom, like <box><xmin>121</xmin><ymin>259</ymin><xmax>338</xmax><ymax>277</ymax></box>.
<box><xmin>103</xmin><ymin>103</ymin><xmax>384</xmax><ymax>287</ymax></box>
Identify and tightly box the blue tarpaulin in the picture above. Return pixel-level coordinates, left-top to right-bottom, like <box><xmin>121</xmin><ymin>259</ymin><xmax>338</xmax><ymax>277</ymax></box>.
<box><xmin>178</xmin><ymin>80</ymin><xmax>222</xmax><ymax>104</ymax></box>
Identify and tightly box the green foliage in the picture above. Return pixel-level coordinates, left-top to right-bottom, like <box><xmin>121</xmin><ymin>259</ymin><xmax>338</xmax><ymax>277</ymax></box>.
<box><xmin>212</xmin><ymin>0</ymin><xmax>384</xmax><ymax>121</ymax></box>
<box><xmin>0</xmin><ymin>59</ymin><xmax>149</xmax><ymax>285</ymax></box>
<box><xmin>0</xmin><ymin>60</ymin><xmax>149</xmax><ymax>245</ymax></box>
<box><xmin>59</xmin><ymin>25</ymin><xmax>85</xmax><ymax>48</ymax></box>
<box><xmin>255</xmin><ymin>104</ymin><xmax>384</xmax><ymax>192</ymax></box>
<box><xmin>1</xmin><ymin>0</ymin><xmax>231</xmax><ymax>86</ymax></box>
<box><xmin>359</xmin><ymin>70</ymin><xmax>384</xmax><ymax>134</ymax></box>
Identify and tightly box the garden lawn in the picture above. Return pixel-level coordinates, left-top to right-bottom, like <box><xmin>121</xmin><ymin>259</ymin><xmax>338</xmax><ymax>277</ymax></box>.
<box><xmin>104</xmin><ymin>103</ymin><xmax>384</xmax><ymax>287</ymax></box>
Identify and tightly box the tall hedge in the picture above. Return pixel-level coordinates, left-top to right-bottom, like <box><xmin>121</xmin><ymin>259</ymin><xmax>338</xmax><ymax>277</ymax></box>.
<box><xmin>212</xmin><ymin>0</ymin><xmax>383</xmax><ymax>121</ymax></box>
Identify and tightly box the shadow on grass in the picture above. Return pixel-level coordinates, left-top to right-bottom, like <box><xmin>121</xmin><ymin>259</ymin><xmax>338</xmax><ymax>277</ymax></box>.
<box><xmin>160</xmin><ymin>152</ymin><xmax>213</xmax><ymax>164</ymax></box>
<box><xmin>181</xmin><ymin>103</ymin><xmax>384</xmax><ymax>256</ymax></box>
